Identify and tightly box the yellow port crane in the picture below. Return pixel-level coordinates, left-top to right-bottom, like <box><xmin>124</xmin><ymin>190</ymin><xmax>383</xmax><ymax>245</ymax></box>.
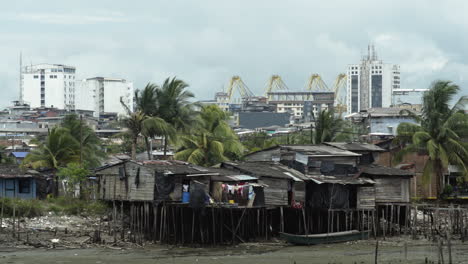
<box><xmin>306</xmin><ymin>74</ymin><xmax>330</xmax><ymax>92</ymax></box>
<box><xmin>226</xmin><ymin>75</ymin><xmax>254</xmax><ymax>103</ymax></box>
<box><xmin>331</xmin><ymin>73</ymin><xmax>347</xmax><ymax>116</ymax></box>
<box><xmin>265</xmin><ymin>74</ymin><xmax>289</xmax><ymax>95</ymax></box>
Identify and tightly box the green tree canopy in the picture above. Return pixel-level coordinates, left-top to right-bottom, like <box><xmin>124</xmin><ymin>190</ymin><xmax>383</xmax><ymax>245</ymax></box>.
<box><xmin>22</xmin><ymin>127</ymin><xmax>79</xmax><ymax>170</ymax></box>
<box><xmin>61</xmin><ymin>114</ymin><xmax>106</xmax><ymax>168</ymax></box>
<box><xmin>394</xmin><ymin>80</ymin><xmax>468</xmax><ymax>196</ymax></box>
<box><xmin>175</xmin><ymin>105</ymin><xmax>243</xmax><ymax>166</ymax></box>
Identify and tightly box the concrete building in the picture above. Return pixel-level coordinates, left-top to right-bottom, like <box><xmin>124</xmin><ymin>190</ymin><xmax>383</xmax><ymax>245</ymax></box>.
<box><xmin>267</xmin><ymin>91</ymin><xmax>334</xmax><ymax>121</ymax></box>
<box><xmin>392</xmin><ymin>88</ymin><xmax>428</xmax><ymax>106</ymax></box>
<box><xmin>198</xmin><ymin>92</ymin><xmax>230</xmax><ymax>112</ymax></box>
<box><xmin>238</xmin><ymin>112</ymin><xmax>290</xmax><ymax>130</ymax></box>
<box><xmin>21</xmin><ymin>64</ymin><xmax>76</xmax><ymax>110</ymax></box>
<box><xmin>346</xmin><ymin>45</ymin><xmax>400</xmax><ymax>114</ymax></box>
<box><xmin>346</xmin><ymin>107</ymin><xmax>419</xmax><ymax>136</ymax></box>
<box><xmin>76</xmin><ymin>77</ymin><xmax>134</xmax><ymax>117</ymax></box>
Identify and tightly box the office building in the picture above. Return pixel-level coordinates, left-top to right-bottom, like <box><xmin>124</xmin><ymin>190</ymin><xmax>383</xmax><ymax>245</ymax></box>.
<box><xmin>21</xmin><ymin>64</ymin><xmax>76</xmax><ymax>110</ymax></box>
<box><xmin>76</xmin><ymin>77</ymin><xmax>134</xmax><ymax>117</ymax></box>
<box><xmin>346</xmin><ymin>45</ymin><xmax>400</xmax><ymax>114</ymax></box>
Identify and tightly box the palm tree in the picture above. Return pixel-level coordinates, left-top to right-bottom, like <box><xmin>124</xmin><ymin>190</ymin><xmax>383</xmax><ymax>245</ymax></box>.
<box><xmin>242</xmin><ymin>132</ymin><xmax>278</xmax><ymax>153</ymax></box>
<box><xmin>313</xmin><ymin>109</ymin><xmax>350</xmax><ymax>144</ymax></box>
<box><xmin>394</xmin><ymin>81</ymin><xmax>468</xmax><ymax>197</ymax></box>
<box><xmin>120</xmin><ymin>98</ymin><xmax>173</xmax><ymax>160</ymax></box>
<box><xmin>22</xmin><ymin>127</ymin><xmax>80</xmax><ymax>195</ymax></box>
<box><xmin>22</xmin><ymin>127</ymin><xmax>79</xmax><ymax>169</ymax></box>
<box><xmin>175</xmin><ymin>105</ymin><xmax>243</xmax><ymax>166</ymax></box>
<box><xmin>156</xmin><ymin>77</ymin><xmax>198</xmax><ymax>157</ymax></box>
<box><xmin>61</xmin><ymin>114</ymin><xmax>106</xmax><ymax>168</ymax></box>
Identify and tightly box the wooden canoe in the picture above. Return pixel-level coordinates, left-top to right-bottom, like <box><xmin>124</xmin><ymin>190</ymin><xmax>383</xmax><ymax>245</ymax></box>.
<box><xmin>279</xmin><ymin>230</ymin><xmax>369</xmax><ymax>245</ymax></box>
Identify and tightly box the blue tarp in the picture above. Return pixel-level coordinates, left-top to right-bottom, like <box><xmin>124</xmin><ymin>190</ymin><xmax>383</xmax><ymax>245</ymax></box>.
<box><xmin>11</xmin><ymin>152</ymin><xmax>29</xmax><ymax>158</ymax></box>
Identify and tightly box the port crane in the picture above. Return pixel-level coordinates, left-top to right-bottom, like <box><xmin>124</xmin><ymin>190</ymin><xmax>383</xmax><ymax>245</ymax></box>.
<box><xmin>226</xmin><ymin>76</ymin><xmax>254</xmax><ymax>103</ymax></box>
<box><xmin>331</xmin><ymin>73</ymin><xmax>347</xmax><ymax>115</ymax></box>
<box><xmin>305</xmin><ymin>74</ymin><xmax>330</xmax><ymax>92</ymax></box>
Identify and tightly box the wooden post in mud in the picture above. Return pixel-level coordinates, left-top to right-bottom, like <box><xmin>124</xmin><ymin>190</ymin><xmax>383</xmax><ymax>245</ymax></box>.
<box><xmin>12</xmin><ymin>204</ymin><xmax>16</xmax><ymax>238</ymax></box>
<box><xmin>120</xmin><ymin>201</ymin><xmax>124</xmax><ymax>240</ymax></box>
<box><xmin>412</xmin><ymin>206</ymin><xmax>417</xmax><ymax>239</ymax></box>
<box><xmin>404</xmin><ymin>241</ymin><xmax>408</xmax><ymax>261</ymax></box>
<box><xmin>447</xmin><ymin>229</ymin><xmax>452</xmax><ymax>264</ymax></box>
<box><xmin>212</xmin><ymin>207</ymin><xmax>216</xmax><ymax>244</ymax></box>
<box><xmin>113</xmin><ymin>200</ymin><xmax>117</xmax><ymax>243</ymax></box>
<box><xmin>280</xmin><ymin>207</ymin><xmax>284</xmax><ymax>233</ymax></box>
<box><xmin>0</xmin><ymin>198</ymin><xmax>3</xmax><ymax>231</ymax></box>
<box><xmin>374</xmin><ymin>240</ymin><xmax>379</xmax><ymax>264</ymax></box>
<box><xmin>190</xmin><ymin>208</ymin><xmax>195</xmax><ymax>244</ymax></box>
<box><xmin>438</xmin><ymin>237</ymin><xmax>445</xmax><ymax>264</ymax></box>
<box><xmin>302</xmin><ymin>207</ymin><xmax>308</xmax><ymax>235</ymax></box>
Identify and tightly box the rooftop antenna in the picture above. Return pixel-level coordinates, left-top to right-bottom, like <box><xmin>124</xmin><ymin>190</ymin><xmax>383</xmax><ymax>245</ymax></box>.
<box><xmin>372</xmin><ymin>44</ymin><xmax>377</xmax><ymax>60</ymax></box>
<box><xmin>367</xmin><ymin>44</ymin><xmax>371</xmax><ymax>60</ymax></box>
<box><xmin>19</xmin><ymin>52</ymin><xmax>23</xmax><ymax>103</ymax></box>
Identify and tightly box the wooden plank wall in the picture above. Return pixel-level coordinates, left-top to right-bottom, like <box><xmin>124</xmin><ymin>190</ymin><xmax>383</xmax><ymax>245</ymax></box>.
<box><xmin>293</xmin><ymin>181</ymin><xmax>305</xmax><ymax>203</ymax></box>
<box><xmin>357</xmin><ymin>186</ymin><xmax>376</xmax><ymax>209</ymax></box>
<box><xmin>374</xmin><ymin>177</ymin><xmax>410</xmax><ymax>203</ymax></box>
<box><xmin>97</xmin><ymin>162</ymin><xmax>156</xmax><ymax>201</ymax></box>
<box><xmin>259</xmin><ymin>178</ymin><xmax>289</xmax><ymax>206</ymax></box>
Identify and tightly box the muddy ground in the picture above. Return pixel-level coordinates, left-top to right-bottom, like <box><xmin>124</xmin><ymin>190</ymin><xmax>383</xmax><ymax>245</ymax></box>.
<box><xmin>1</xmin><ymin>215</ymin><xmax>468</xmax><ymax>263</ymax></box>
<box><xmin>1</xmin><ymin>238</ymin><xmax>468</xmax><ymax>264</ymax></box>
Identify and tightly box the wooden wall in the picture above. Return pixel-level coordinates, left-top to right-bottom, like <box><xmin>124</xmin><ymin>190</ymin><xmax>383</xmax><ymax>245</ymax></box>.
<box><xmin>259</xmin><ymin>177</ymin><xmax>289</xmax><ymax>206</ymax></box>
<box><xmin>357</xmin><ymin>186</ymin><xmax>376</xmax><ymax>209</ymax></box>
<box><xmin>374</xmin><ymin>177</ymin><xmax>410</xmax><ymax>203</ymax></box>
<box><xmin>96</xmin><ymin>162</ymin><xmax>155</xmax><ymax>201</ymax></box>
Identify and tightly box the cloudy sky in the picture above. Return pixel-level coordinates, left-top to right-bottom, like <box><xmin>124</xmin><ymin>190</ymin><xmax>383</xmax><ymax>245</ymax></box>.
<box><xmin>1</xmin><ymin>0</ymin><xmax>467</xmax><ymax>108</ymax></box>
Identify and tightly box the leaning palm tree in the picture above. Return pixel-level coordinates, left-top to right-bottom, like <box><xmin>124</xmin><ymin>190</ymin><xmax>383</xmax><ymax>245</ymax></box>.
<box><xmin>156</xmin><ymin>77</ymin><xmax>198</xmax><ymax>157</ymax></box>
<box><xmin>175</xmin><ymin>105</ymin><xmax>243</xmax><ymax>166</ymax></box>
<box><xmin>394</xmin><ymin>80</ymin><xmax>468</xmax><ymax>197</ymax></box>
<box><xmin>120</xmin><ymin>97</ymin><xmax>173</xmax><ymax>160</ymax></box>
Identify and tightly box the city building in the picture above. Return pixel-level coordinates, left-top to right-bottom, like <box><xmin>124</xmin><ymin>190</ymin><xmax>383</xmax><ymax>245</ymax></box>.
<box><xmin>21</xmin><ymin>64</ymin><xmax>77</xmax><ymax>110</ymax></box>
<box><xmin>237</xmin><ymin>112</ymin><xmax>290</xmax><ymax>130</ymax></box>
<box><xmin>267</xmin><ymin>91</ymin><xmax>334</xmax><ymax>121</ymax></box>
<box><xmin>345</xmin><ymin>107</ymin><xmax>420</xmax><ymax>136</ymax></box>
<box><xmin>346</xmin><ymin>45</ymin><xmax>400</xmax><ymax>114</ymax></box>
<box><xmin>392</xmin><ymin>88</ymin><xmax>428</xmax><ymax>106</ymax></box>
<box><xmin>76</xmin><ymin>77</ymin><xmax>134</xmax><ymax>117</ymax></box>
<box><xmin>198</xmin><ymin>92</ymin><xmax>230</xmax><ymax>112</ymax></box>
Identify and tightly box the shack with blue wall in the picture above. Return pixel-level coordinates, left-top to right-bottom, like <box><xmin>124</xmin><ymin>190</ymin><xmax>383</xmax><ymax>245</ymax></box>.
<box><xmin>0</xmin><ymin>165</ymin><xmax>46</xmax><ymax>199</ymax></box>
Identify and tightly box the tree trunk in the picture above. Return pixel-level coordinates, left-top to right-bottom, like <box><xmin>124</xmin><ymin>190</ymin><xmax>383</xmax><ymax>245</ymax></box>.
<box><xmin>131</xmin><ymin>137</ymin><xmax>137</xmax><ymax>160</ymax></box>
<box><xmin>163</xmin><ymin>136</ymin><xmax>168</xmax><ymax>160</ymax></box>
<box><xmin>145</xmin><ymin>137</ymin><xmax>152</xmax><ymax>160</ymax></box>
<box><xmin>435</xmin><ymin>160</ymin><xmax>444</xmax><ymax>200</ymax></box>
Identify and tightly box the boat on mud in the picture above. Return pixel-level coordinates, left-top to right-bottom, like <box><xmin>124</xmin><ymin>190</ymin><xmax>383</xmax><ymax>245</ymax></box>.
<box><xmin>280</xmin><ymin>230</ymin><xmax>370</xmax><ymax>245</ymax></box>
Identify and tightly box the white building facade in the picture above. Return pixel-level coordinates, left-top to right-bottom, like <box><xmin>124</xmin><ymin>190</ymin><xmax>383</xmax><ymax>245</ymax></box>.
<box><xmin>76</xmin><ymin>77</ymin><xmax>134</xmax><ymax>117</ymax></box>
<box><xmin>392</xmin><ymin>88</ymin><xmax>428</xmax><ymax>106</ymax></box>
<box><xmin>21</xmin><ymin>64</ymin><xmax>76</xmax><ymax>110</ymax></box>
<box><xmin>346</xmin><ymin>46</ymin><xmax>400</xmax><ymax>114</ymax></box>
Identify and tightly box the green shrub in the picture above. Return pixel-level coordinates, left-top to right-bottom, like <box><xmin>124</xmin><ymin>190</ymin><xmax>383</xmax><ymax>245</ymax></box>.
<box><xmin>0</xmin><ymin>197</ymin><xmax>109</xmax><ymax>218</ymax></box>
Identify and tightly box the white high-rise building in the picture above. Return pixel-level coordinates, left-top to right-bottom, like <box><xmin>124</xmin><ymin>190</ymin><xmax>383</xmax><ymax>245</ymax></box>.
<box><xmin>21</xmin><ymin>64</ymin><xmax>76</xmax><ymax>109</ymax></box>
<box><xmin>346</xmin><ymin>45</ymin><xmax>400</xmax><ymax>114</ymax></box>
<box><xmin>76</xmin><ymin>77</ymin><xmax>134</xmax><ymax>117</ymax></box>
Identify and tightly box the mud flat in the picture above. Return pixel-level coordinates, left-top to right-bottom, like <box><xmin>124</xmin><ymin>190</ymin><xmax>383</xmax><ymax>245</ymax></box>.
<box><xmin>1</xmin><ymin>238</ymin><xmax>468</xmax><ymax>264</ymax></box>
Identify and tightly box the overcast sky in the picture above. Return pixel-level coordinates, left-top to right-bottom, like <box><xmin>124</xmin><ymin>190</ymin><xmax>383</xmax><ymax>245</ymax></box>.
<box><xmin>1</xmin><ymin>0</ymin><xmax>467</xmax><ymax>108</ymax></box>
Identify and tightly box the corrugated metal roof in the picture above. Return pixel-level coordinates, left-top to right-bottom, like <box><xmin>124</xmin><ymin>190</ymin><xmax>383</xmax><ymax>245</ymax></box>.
<box><xmin>307</xmin><ymin>174</ymin><xmax>375</xmax><ymax>185</ymax></box>
<box><xmin>359</xmin><ymin>164</ymin><xmax>414</xmax><ymax>177</ymax></box>
<box><xmin>221</xmin><ymin>161</ymin><xmax>308</xmax><ymax>181</ymax></box>
<box><xmin>324</xmin><ymin>142</ymin><xmax>385</xmax><ymax>152</ymax></box>
<box><xmin>281</xmin><ymin>145</ymin><xmax>361</xmax><ymax>157</ymax></box>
